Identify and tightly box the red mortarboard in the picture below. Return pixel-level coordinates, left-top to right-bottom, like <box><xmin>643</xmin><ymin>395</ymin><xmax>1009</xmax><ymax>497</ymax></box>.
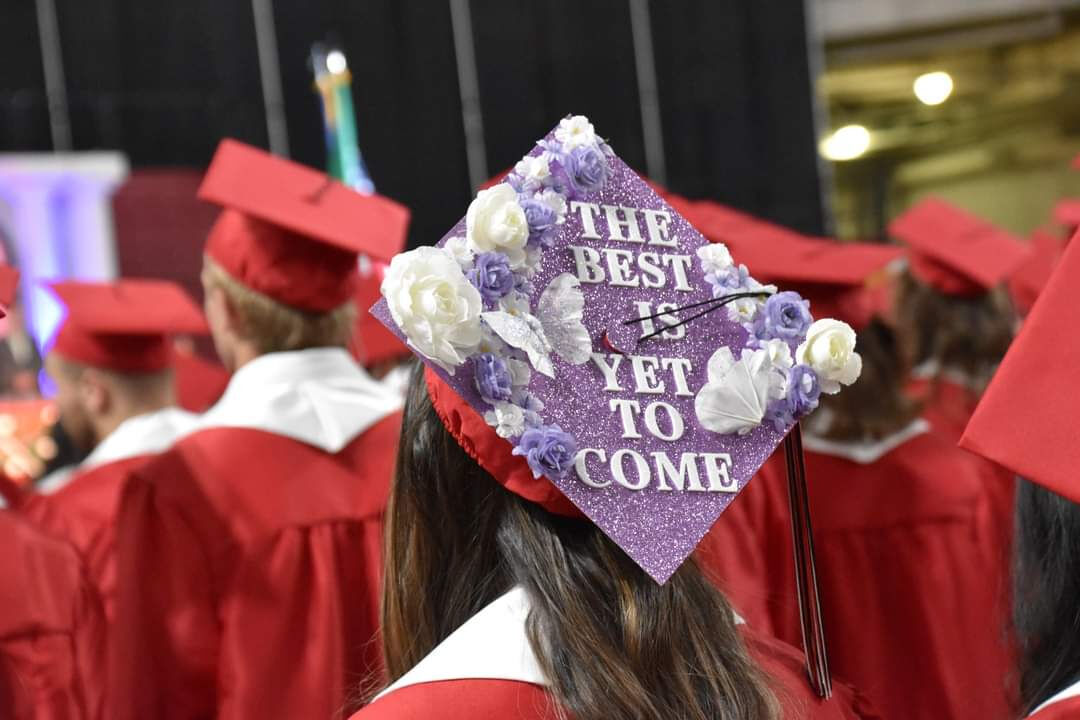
<box><xmin>1009</xmin><ymin>229</ymin><xmax>1067</xmax><ymax>317</ymax></box>
<box><xmin>1073</xmin><ymin>153</ymin><xmax>1080</xmax><ymax>170</ymax></box>
<box><xmin>1053</xmin><ymin>199</ymin><xmax>1080</xmax><ymax>229</ymax></box>
<box><xmin>49</xmin><ymin>279</ymin><xmax>208</xmax><ymax>373</ymax></box>
<box><xmin>351</xmin><ymin>262</ymin><xmax>411</xmax><ymax>368</ymax></box>
<box><xmin>961</xmin><ymin>230</ymin><xmax>1080</xmax><ymax>503</ymax></box>
<box><xmin>692</xmin><ymin>208</ymin><xmax>902</xmax><ymax>330</ymax></box>
<box><xmin>888</xmin><ymin>198</ymin><xmax>1030</xmax><ymax>297</ymax></box>
<box><xmin>198</xmin><ymin>139</ymin><xmax>410</xmax><ymax>312</ymax></box>
<box><xmin>0</xmin><ymin>265</ymin><xmax>19</xmax><ymax>318</ymax></box>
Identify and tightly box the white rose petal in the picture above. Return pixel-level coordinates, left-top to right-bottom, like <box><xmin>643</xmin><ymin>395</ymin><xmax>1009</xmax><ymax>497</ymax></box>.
<box><xmin>726</xmin><ymin>297</ymin><xmax>761</xmax><ymax>324</ymax></box>
<box><xmin>382</xmin><ymin>246</ymin><xmax>483</xmax><ymax>372</ymax></box>
<box><xmin>466</xmin><ymin>184</ymin><xmax>529</xmax><ymax>268</ymax></box>
<box><xmin>554</xmin><ymin>115</ymin><xmax>598</xmax><ymax>150</ymax></box>
<box><xmin>484</xmin><ymin>402</ymin><xmax>526</xmax><ymax>439</ymax></box>
<box><xmin>795</xmin><ymin>318</ymin><xmax>862</xmax><ymax>395</ymax></box>
<box><xmin>696</xmin><ymin>243</ymin><xmax>734</xmax><ymax>274</ymax></box>
<box><xmin>442</xmin><ymin>235</ymin><xmax>474</xmax><ymax>269</ymax></box>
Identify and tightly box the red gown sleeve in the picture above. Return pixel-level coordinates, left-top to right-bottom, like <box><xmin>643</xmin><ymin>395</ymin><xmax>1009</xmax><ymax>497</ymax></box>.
<box><xmin>1029</xmin><ymin>696</ymin><xmax>1080</xmax><ymax>719</ymax></box>
<box><xmin>109</xmin><ymin>464</ymin><xmax>220</xmax><ymax>720</ymax></box>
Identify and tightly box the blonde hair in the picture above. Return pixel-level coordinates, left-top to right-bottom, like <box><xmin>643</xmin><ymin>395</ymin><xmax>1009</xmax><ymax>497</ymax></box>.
<box><xmin>202</xmin><ymin>257</ymin><xmax>356</xmax><ymax>354</ymax></box>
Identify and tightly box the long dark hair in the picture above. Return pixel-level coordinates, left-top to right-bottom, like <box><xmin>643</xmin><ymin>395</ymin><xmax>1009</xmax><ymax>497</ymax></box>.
<box><xmin>1013</xmin><ymin>478</ymin><xmax>1080</xmax><ymax>714</ymax></box>
<box><xmin>896</xmin><ymin>272</ymin><xmax>1016</xmax><ymax>388</ymax></box>
<box><xmin>379</xmin><ymin>362</ymin><xmax>779</xmax><ymax>720</ymax></box>
<box><xmin>817</xmin><ymin>319</ymin><xmax>920</xmax><ymax>442</ymax></box>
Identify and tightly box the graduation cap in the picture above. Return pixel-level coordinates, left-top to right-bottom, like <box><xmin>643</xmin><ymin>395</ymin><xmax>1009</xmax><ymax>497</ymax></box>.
<box><xmin>961</xmin><ymin>230</ymin><xmax>1080</xmax><ymax>503</ymax></box>
<box><xmin>351</xmin><ymin>261</ymin><xmax>410</xmax><ymax>368</ymax></box>
<box><xmin>372</xmin><ymin>115</ymin><xmax>864</xmax><ymax>695</ymax></box>
<box><xmin>1052</xmin><ymin>199</ymin><xmax>1080</xmax><ymax>229</ymax></box>
<box><xmin>0</xmin><ymin>265</ymin><xmax>19</xmax><ymax>318</ymax></box>
<box><xmin>1009</xmin><ymin>229</ymin><xmax>1067</xmax><ymax>317</ymax></box>
<box><xmin>198</xmin><ymin>139</ymin><xmax>410</xmax><ymax>313</ymax></box>
<box><xmin>49</xmin><ymin>279</ymin><xmax>208</xmax><ymax>373</ymax></box>
<box><xmin>888</xmin><ymin>198</ymin><xmax>1030</xmax><ymax>297</ymax></box>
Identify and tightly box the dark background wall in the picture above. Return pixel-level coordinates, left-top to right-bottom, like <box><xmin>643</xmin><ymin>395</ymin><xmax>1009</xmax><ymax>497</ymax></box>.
<box><xmin>0</xmin><ymin>0</ymin><xmax>825</xmax><ymax>247</ymax></box>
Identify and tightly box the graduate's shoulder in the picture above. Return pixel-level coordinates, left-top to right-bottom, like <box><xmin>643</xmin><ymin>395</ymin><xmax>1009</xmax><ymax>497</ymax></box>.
<box><xmin>351</xmin><ymin>679</ymin><xmax>560</xmax><ymax>720</ymax></box>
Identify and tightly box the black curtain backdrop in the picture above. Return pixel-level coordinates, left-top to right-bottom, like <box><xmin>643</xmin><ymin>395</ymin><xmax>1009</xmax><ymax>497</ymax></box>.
<box><xmin>0</xmin><ymin>0</ymin><xmax>824</xmax><ymax>246</ymax></box>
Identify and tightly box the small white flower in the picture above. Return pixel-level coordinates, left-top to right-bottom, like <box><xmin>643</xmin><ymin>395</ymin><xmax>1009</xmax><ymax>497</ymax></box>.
<box><xmin>796</xmin><ymin>319</ymin><xmax>862</xmax><ymax>395</ymax></box>
<box><xmin>554</xmin><ymin>115</ymin><xmax>598</xmax><ymax>150</ymax></box>
<box><xmin>726</xmin><ymin>297</ymin><xmax>761</xmax><ymax>324</ymax></box>
<box><xmin>382</xmin><ymin>246</ymin><xmax>483</xmax><ymax>372</ymax></box>
<box><xmin>536</xmin><ymin>189</ymin><xmax>567</xmax><ymax>224</ymax></box>
<box><xmin>696</xmin><ymin>242</ymin><xmax>734</xmax><ymax>275</ymax></box>
<box><xmin>760</xmin><ymin>339</ymin><xmax>794</xmax><ymax>399</ymax></box>
<box><xmin>506</xmin><ymin>358</ymin><xmax>532</xmax><ymax>389</ymax></box>
<box><xmin>514</xmin><ymin>155</ymin><xmax>551</xmax><ymax>190</ymax></box>
<box><xmin>484</xmin><ymin>402</ymin><xmax>526</xmax><ymax>439</ymax></box>
<box><xmin>498</xmin><ymin>291</ymin><xmax>532</xmax><ymax>316</ymax></box>
<box><xmin>443</xmin><ymin>236</ymin><xmax>474</xmax><ymax>269</ymax></box>
<box><xmin>466</xmin><ymin>184</ymin><xmax>529</xmax><ymax>268</ymax></box>
<box><xmin>523</xmin><ymin>246</ymin><xmax>543</xmax><ymax>276</ymax></box>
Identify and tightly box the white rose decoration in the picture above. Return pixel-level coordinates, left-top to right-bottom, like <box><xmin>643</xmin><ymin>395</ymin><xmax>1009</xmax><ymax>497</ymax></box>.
<box><xmin>382</xmin><ymin>246</ymin><xmax>483</xmax><ymax>372</ymax></box>
<box><xmin>514</xmin><ymin>155</ymin><xmax>551</xmax><ymax>190</ymax></box>
<box><xmin>554</xmin><ymin>115</ymin><xmax>598</xmax><ymax>149</ymax></box>
<box><xmin>796</xmin><ymin>319</ymin><xmax>862</xmax><ymax>394</ymax></box>
<box><xmin>442</xmin><ymin>235</ymin><xmax>473</xmax><ymax>269</ymax></box>
<box><xmin>466</xmin><ymin>184</ymin><xmax>529</xmax><ymax>268</ymax></box>
<box><xmin>696</xmin><ymin>242</ymin><xmax>734</xmax><ymax>274</ymax></box>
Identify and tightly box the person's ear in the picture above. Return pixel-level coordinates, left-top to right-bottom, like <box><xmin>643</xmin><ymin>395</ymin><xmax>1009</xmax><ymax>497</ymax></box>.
<box><xmin>79</xmin><ymin>368</ymin><xmax>110</xmax><ymax>416</ymax></box>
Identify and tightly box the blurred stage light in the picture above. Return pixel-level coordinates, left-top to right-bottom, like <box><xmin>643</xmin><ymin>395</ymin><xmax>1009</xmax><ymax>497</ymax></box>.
<box><xmin>820</xmin><ymin>125</ymin><xmax>871</xmax><ymax>161</ymax></box>
<box><xmin>326</xmin><ymin>50</ymin><xmax>348</xmax><ymax>74</ymax></box>
<box><xmin>914</xmin><ymin>71</ymin><xmax>953</xmax><ymax>106</ymax></box>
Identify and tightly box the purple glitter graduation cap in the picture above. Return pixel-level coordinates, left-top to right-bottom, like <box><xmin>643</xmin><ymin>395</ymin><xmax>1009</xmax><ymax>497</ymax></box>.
<box><xmin>373</xmin><ymin>115</ymin><xmax>861</xmax><ymax>583</ymax></box>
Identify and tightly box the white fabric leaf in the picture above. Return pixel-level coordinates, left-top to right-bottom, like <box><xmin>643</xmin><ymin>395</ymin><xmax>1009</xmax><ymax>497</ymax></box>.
<box><xmin>536</xmin><ymin>273</ymin><xmax>591</xmax><ymax>365</ymax></box>
<box><xmin>695</xmin><ymin>347</ymin><xmax>773</xmax><ymax>435</ymax></box>
<box><xmin>481</xmin><ymin>311</ymin><xmax>556</xmax><ymax>378</ymax></box>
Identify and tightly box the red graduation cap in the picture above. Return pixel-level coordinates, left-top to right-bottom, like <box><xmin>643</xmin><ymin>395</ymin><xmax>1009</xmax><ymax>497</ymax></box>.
<box><xmin>49</xmin><ymin>279</ymin><xmax>208</xmax><ymax>373</ymax></box>
<box><xmin>1053</xmin><ymin>199</ymin><xmax>1080</xmax><ymax>229</ymax></box>
<box><xmin>888</xmin><ymin>198</ymin><xmax>1030</xmax><ymax>297</ymax></box>
<box><xmin>701</xmin><ymin>217</ymin><xmax>902</xmax><ymax>330</ymax></box>
<box><xmin>1009</xmin><ymin>229</ymin><xmax>1067</xmax><ymax>317</ymax></box>
<box><xmin>1073</xmin><ymin>152</ymin><xmax>1080</xmax><ymax>170</ymax></box>
<box><xmin>0</xmin><ymin>265</ymin><xmax>19</xmax><ymax>318</ymax></box>
<box><xmin>961</xmin><ymin>229</ymin><xmax>1080</xmax><ymax>503</ymax></box>
<box><xmin>198</xmin><ymin>139</ymin><xmax>410</xmax><ymax>312</ymax></box>
<box><xmin>350</xmin><ymin>262</ymin><xmax>410</xmax><ymax>368</ymax></box>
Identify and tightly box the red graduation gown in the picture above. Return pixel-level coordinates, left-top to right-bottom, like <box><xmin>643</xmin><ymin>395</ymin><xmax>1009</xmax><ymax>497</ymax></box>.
<box><xmin>699</xmin><ymin>428</ymin><xmax>1013</xmax><ymax>720</ymax></box>
<box><xmin>21</xmin><ymin>455</ymin><xmax>147</xmax><ymax>623</ymax></box>
<box><xmin>1030</xmin><ymin>698</ymin><xmax>1080</xmax><ymax>720</ymax></box>
<box><xmin>0</xmin><ymin>511</ymin><xmax>105</xmax><ymax>720</ymax></box>
<box><xmin>109</xmin><ymin>414</ymin><xmax>402</xmax><ymax>720</ymax></box>
<box><xmin>349</xmin><ymin>626</ymin><xmax>880</xmax><ymax>720</ymax></box>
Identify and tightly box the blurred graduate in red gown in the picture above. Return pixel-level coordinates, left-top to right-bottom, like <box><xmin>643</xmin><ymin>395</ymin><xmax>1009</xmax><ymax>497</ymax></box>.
<box><xmin>108</xmin><ymin>140</ymin><xmax>410</xmax><ymax>720</ymax></box>
<box><xmin>698</xmin><ymin>233</ymin><xmax>1014</xmax><ymax>720</ymax></box>
<box><xmin>0</xmin><ymin>266</ymin><xmax>106</xmax><ymax>720</ymax></box>
<box><xmin>962</xmin><ymin>231</ymin><xmax>1080</xmax><ymax>719</ymax></box>
<box><xmin>19</xmin><ymin>280</ymin><xmax>205</xmax><ymax>621</ymax></box>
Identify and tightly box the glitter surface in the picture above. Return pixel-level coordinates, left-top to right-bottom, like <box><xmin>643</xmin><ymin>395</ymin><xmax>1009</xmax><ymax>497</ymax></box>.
<box><xmin>372</xmin><ymin>123</ymin><xmax>791</xmax><ymax>584</ymax></box>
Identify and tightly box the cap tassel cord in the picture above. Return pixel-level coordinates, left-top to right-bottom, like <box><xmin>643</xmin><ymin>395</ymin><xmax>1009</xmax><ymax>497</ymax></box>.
<box><xmin>785</xmin><ymin>424</ymin><xmax>832</xmax><ymax>699</ymax></box>
<box><xmin>623</xmin><ymin>290</ymin><xmax>773</xmax><ymax>344</ymax></box>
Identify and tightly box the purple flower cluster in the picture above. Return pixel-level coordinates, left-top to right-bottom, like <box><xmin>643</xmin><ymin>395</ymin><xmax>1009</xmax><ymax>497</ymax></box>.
<box><xmin>467</xmin><ymin>252</ymin><xmax>515</xmax><ymax>305</ymax></box>
<box><xmin>754</xmin><ymin>291</ymin><xmax>812</xmax><ymax>342</ymax></box>
<box><xmin>473</xmin><ymin>353</ymin><xmax>513</xmax><ymax>404</ymax></box>
<box><xmin>763</xmin><ymin>364</ymin><xmax>821</xmax><ymax>432</ymax></box>
<box><xmin>513</xmin><ymin>424</ymin><xmax>578</xmax><ymax>480</ymax></box>
<box><xmin>519</xmin><ymin>196</ymin><xmax>558</xmax><ymax>248</ymax></box>
<box><xmin>566</xmin><ymin>145</ymin><xmax>611</xmax><ymax>195</ymax></box>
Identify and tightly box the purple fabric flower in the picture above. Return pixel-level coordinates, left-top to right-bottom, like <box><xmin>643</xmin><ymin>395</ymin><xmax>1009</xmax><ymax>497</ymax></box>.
<box><xmin>787</xmin><ymin>364</ymin><xmax>821</xmax><ymax>416</ymax></box>
<box><xmin>763</xmin><ymin>364</ymin><xmax>821</xmax><ymax>431</ymax></box>
<box><xmin>519</xmin><ymin>196</ymin><xmax>558</xmax><ymax>247</ymax></box>
<box><xmin>512</xmin><ymin>424</ymin><xmax>578</xmax><ymax>480</ymax></box>
<box><xmin>467</xmin><ymin>252</ymin><xmax>515</xmax><ymax>304</ymax></box>
<box><xmin>567</xmin><ymin>145</ymin><xmax>611</xmax><ymax>195</ymax></box>
<box><xmin>705</xmin><ymin>265</ymin><xmax>750</xmax><ymax>298</ymax></box>
<box><xmin>473</xmin><ymin>353</ymin><xmax>513</xmax><ymax>404</ymax></box>
<box><xmin>758</xmin><ymin>291</ymin><xmax>812</xmax><ymax>342</ymax></box>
